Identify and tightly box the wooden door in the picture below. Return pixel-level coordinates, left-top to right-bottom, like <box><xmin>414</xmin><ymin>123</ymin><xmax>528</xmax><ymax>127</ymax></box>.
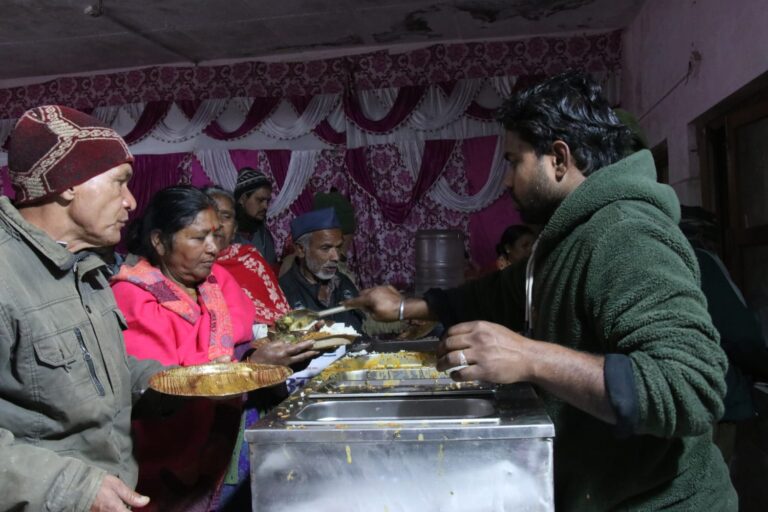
<box><xmin>724</xmin><ymin>98</ymin><xmax>768</xmax><ymax>311</ymax></box>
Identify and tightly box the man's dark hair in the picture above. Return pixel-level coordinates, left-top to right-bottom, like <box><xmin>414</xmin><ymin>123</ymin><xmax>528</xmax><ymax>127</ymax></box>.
<box><xmin>497</xmin><ymin>70</ymin><xmax>634</xmax><ymax>176</ymax></box>
<box><xmin>126</xmin><ymin>185</ymin><xmax>217</xmax><ymax>265</ymax></box>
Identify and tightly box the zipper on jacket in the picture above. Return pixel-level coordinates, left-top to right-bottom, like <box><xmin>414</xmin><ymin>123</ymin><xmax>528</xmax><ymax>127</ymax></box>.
<box><xmin>75</xmin><ymin>327</ymin><xmax>106</xmax><ymax>397</ymax></box>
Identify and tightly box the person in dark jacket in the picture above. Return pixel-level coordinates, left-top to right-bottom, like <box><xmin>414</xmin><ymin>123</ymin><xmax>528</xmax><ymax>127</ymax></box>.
<box><xmin>495</xmin><ymin>224</ymin><xmax>535</xmax><ymax>270</ymax></box>
<box><xmin>0</xmin><ymin>105</ymin><xmax>163</xmax><ymax>511</ymax></box>
<box><xmin>347</xmin><ymin>72</ymin><xmax>737</xmax><ymax>511</ymax></box>
<box><xmin>279</xmin><ymin>208</ymin><xmax>364</xmax><ymax>333</ymax></box>
<box><xmin>233</xmin><ymin>167</ymin><xmax>278</xmax><ymax>268</ymax></box>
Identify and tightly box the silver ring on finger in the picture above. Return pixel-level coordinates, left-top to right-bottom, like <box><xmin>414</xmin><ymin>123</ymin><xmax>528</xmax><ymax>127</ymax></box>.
<box><xmin>458</xmin><ymin>350</ymin><xmax>468</xmax><ymax>367</ymax></box>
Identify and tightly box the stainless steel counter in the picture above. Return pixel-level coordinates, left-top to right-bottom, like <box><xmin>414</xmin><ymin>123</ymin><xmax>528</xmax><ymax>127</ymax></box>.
<box><xmin>245</xmin><ymin>353</ymin><xmax>554</xmax><ymax>511</ymax></box>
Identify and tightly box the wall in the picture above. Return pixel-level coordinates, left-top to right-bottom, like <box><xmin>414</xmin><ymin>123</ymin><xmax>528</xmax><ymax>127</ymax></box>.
<box><xmin>621</xmin><ymin>0</ymin><xmax>768</xmax><ymax>205</ymax></box>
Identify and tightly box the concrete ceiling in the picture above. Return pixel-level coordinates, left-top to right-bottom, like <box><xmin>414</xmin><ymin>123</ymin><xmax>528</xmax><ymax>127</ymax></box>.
<box><xmin>0</xmin><ymin>0</ymin><xmax>644</xmax><ymax>83</ymax></box>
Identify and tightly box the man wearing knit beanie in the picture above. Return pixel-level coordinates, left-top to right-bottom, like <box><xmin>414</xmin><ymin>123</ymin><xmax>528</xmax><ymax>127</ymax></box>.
<box><xmin>0</xmin><ymin>105</ymin><xmax>162</xmax><ymax>511</ymax></box>
<box><xmin>233</xmin><ymin>166</ymin><xmax>278</xmax><ymax>267</ymax></box>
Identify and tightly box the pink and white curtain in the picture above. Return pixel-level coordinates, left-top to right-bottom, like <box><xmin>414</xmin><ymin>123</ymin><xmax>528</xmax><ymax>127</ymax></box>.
<box><xmin>0</xmin><ymin>31</ymin><xmax>622</xmax><ymax>289</ymax></box>
<box><xmin>184</xmin><ymin>137</ymin><xmax>513</xmax><ymax>290</ymax></box>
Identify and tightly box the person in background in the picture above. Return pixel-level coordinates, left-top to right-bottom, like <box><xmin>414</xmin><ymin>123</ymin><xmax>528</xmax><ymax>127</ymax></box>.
<box><xmin>347</xmin><ymin>71</ymin><xmax>737</xmax><ymax>510</ymax></box>
<box><xmin>313</xmin><ymin>188</ymin><xmax>358</xmax><ymax>283</ymax></box>
<box><xmin>233</xmin><ymin>167</ymin><xmax>278</xmax><ymax>268</ymax></box>
<box><xmin>679</xmin><ymin>205</ymin><xmax>768</xmax><ymax>512</ymax></box>
<box><xmin>495</xmin><ymin>224</ymin><xmax>535</xmax><ymax>270</ymax></box>
<box><xmin>0</xmin><ymin>105</ymin><xmax>163</xmax><ymax>512</ymax></box>
<box><xmin>280</xmin><ymin>189</ymin><xmax>359</xmax><ymax>285</ymax></box>
<box><xmin>279</xmin><ymin>207</ymin><xmax>365</xmax><ymax>333</ymax></box>
<box><xmin>202</xmin><ymin>185</ymin><xmax>318</xmax><ymax>510</ymax></box>
<box><xmin>204</xmin><ymin>186</ymin><xmax>293</xmax><ymax>328</ymax></box>
<box><xmin>680</xmin><ymin>206</ymin><xmax>768</xmax><ymax>425</ymax></box>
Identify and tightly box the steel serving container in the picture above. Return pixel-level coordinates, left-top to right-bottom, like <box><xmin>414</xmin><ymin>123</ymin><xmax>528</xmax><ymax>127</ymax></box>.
<box><xmin>245</xmin><ymin>353</ymin><xmax>554</xmax><ymax>512</ymax></box>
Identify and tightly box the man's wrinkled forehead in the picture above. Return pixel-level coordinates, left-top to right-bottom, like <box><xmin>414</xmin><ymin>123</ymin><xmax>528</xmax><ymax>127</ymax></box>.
<box><xmin>310</xmin><ymin>228</ymin><xmax>343</xmax><ymax>245</ymax></box>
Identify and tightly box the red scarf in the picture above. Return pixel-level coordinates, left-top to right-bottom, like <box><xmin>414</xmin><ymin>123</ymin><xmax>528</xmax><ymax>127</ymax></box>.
<box><xmin>216</xmin><ymin>243</ymin><xmax>290</xmax><ymax>325</ymax></box>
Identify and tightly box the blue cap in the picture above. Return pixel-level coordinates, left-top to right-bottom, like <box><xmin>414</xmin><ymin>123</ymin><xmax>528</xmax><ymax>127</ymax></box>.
<box><xmin>290</xmin><ymin>207</ymin><xmax>341</xmax><ymax>240</ymax></box>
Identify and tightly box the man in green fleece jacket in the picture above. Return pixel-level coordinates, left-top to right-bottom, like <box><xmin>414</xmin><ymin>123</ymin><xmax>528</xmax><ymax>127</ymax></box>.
<box><xmin>347</xmin><ymin>72</ymin><xmax>737</xmax><ymax>510</ymax></box>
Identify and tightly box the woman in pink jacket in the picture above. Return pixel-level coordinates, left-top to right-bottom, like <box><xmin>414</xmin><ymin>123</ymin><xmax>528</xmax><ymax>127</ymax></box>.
<box><xmin>111</xmin><ymin>186</ymin><xmax>313</xmax><ymax>512</ymax></box>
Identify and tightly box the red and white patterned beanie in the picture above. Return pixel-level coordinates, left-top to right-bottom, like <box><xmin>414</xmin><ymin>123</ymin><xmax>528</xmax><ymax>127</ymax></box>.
<box><xmin>7</xmin><ymin>105</ymin><xmax>133</xmax><ymax>206</ymax></box>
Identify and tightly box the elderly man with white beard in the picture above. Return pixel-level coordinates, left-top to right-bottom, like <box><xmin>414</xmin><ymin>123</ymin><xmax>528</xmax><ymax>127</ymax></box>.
<box><xmin>278</xmin><ymin>207</ymin><xmax>364</xmax><ymax>332</ymax></box>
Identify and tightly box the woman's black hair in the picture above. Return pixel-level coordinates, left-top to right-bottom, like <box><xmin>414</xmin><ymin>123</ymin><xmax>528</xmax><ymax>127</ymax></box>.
<box><xmin>496</xmin><ymin>70</ymin><xmax>634</xmax><ymax>176</ymax></box>
<box><xmin>125</xmin><ymin>185</ymin><xmax>218</xmax><ymax>265</ymax></box>
<box><xmin>499</xmin><ymin>224</ymin><xmax>534</xmax><ymax>248</ymax></box>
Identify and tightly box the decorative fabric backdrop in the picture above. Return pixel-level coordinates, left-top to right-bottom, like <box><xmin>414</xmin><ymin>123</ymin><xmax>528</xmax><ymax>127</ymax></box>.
<box><xmin>0</xmin><ymin>30</ymin><xmax>622</xmax><ymax>289</ymax></box>
<box><xmin>0</xmin><ymin>31</ymin><xmax>621</xmax><ymax>119</ymax></box>
<box><xmin>183</xmin><ymin>138</ymin><xmax>507</xmax><ymax>290</ymax></box>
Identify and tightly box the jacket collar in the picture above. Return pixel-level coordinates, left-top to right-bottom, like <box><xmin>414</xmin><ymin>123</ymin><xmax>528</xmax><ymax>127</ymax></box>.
<box><xmin>0</xmin><ymin>196</ymin><xmax>92</xmax><ymax>273</ymax></box>
<box><xmin>537</xmin><ymin>150</ymin><xmax>678</xmax><ymax>256</ymax></box>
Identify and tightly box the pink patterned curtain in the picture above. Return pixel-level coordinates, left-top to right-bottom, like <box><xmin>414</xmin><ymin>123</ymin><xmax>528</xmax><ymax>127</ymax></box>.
<box><xmin>127</xmin><ymin>153</ymin><xmax>190</xmax><ymax>222</ymax></box>
<box><xmin>345</xmin><ymin>139</ymin><xmax>456</xmax><ymax>224</ymax></box>
<box><xmin>266</xmin><ymin>150</ymin><xmax>314</xmax><ymax>215</ymax></box>
<box><xmin>290</xmin><ymin>96</ymin><xmax>345</xmax><ymax>145</ymax></box>
<box><xmin>173</xmin><ymin>143</ymin><xmax>480</xmax><ymax>288</ymax></box>
<box><xmin>343</xmin><ymin>86</ymin><xmax>425</xmax><ymax>133</ymax></box>
<box><xmin>0</xmin><ymin>31</ymin><xmax>624</xmax><ymax>288</ymax></box>
<box><xmin>123</xmin><ymin>101</ymin><xmax>171</xmax><ymax>144</ymax></box>
<box><xmin>0</xmin><ymin>32</ymin><xmax>621</xmax><ymax>118</ymax></box>
<box><xmin>0</xmin><ymin>143</ymin><xmax>506</xmax><ymax>288</ymax></box>
<box><xmin>178</xmin><ymin>98</ymin><xmax>280</xmax><ymax>140</ymax></box>
<box><xmin>0</xmin><ymin>166</ymin><xmax>13</xmax><ymax>199</ymax></box>
<box><xmin>462</xmin><ymin>137</ymin><xmax>521</xmax><ymax>269</ymax></box>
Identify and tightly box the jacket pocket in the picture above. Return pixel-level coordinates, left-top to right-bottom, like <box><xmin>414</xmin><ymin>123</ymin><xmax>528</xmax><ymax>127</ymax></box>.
<box><xmin>32</xmin><ymin>332</ymin><xmax>101</xmax><ymax>403</ymax></box>
<box><xmin>33</xmin><ymin>335</ymin><xmax>77</xmax><ymax>369</ymax></box>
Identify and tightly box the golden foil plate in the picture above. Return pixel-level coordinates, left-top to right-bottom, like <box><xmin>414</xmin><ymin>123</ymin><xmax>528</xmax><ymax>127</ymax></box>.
<box><xmin>149</xmin><ymin>362</ymin><xmax>292</xmax><ymax>398</ymax></box>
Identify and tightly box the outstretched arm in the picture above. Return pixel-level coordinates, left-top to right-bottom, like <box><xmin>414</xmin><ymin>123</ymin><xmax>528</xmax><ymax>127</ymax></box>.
<box><xmin>437</xmin><ymin>321</ymin><xmax>616</xmax><ymax>424</ymax></box>
<box><xmin>344</xmin><ymin>285</ymin><xmax>434</xmax><ymax>322</ymax></box>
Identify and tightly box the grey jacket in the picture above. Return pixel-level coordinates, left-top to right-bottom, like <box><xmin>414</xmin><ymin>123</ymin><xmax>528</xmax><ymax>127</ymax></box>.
<box><xmin>0</xmin><ymin>197</ymin><xmax>163</xmax><ymax>511</ymax></box>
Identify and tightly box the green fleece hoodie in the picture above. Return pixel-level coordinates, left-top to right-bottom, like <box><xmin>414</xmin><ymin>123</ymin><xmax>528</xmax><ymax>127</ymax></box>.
<box><xmin>429</xmin><ymin>150</ymin><xmax>737</xmax><ymax>510</ymax></box>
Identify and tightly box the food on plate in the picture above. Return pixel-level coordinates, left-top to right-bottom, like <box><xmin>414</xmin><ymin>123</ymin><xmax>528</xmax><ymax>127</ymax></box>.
<box><xmin>262</xmin><ymin>321</ymin><xmax>360</xmax><ymax>351</ymax></box>
<box><xmin>275</xmin><ymin>314</ymin><xmax>315</xmax><ymax>333</ymax></box>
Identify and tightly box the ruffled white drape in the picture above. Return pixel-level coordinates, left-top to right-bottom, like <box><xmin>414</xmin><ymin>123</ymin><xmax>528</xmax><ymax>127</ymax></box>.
<box><xmin>258</xmin><ymin>94</ymin><xmax>339</xmax><ymax>139</ymax></box>
<box><xmin>193</xmin><ymin>148</ymin><xmax>321</xmax><ymax>217</ymax></box>
<box><xmin>91</xmin><ymin>105</ymin><xmax>121</xmax><ymax>126</ymax></box>
<box><xmin>357</xmin><ymin>87</ymin><xmax>398</xmax><ymax>121</ymax></box>
<box><xmin>193</xmin><ymin>149</ymin><xmax>239</xmax><ymax>191</ymax></box>
<box><xmin>155</xmin><ymin>99</ymin><xmax>229</xmax><ymax>143</ymax></box>
<box><xmin>123</xmin><ymin>100</ymin><xmax>231</xmax><ymax>143</ymax></box>
<box><xmin>397</xmin><ymin>137</ymin><xmax>507</xmax><ymax>213</ymax></box>
<box><xmin>0</xmin><ymin>72</ymin><xmax>621</xmax><ymax>156</ymax></box>
<box><xmin>408</xmin><ymin>79</ymin><xmax>482</xmax><ymax>130</ymax></box>
<box><xmin>428</xmin><ymin>138</ymin><xmax>507</xmax><ymax>212</ymax></box>
<box><xmin>266</xmin><ymin>150</ymin><xmax>320</xmax><ymax>216</ymax></box>
<box><xmin>489</xmin><ymin>76</ymin><xmax>517</xmax><ymax>99</ymax></box>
